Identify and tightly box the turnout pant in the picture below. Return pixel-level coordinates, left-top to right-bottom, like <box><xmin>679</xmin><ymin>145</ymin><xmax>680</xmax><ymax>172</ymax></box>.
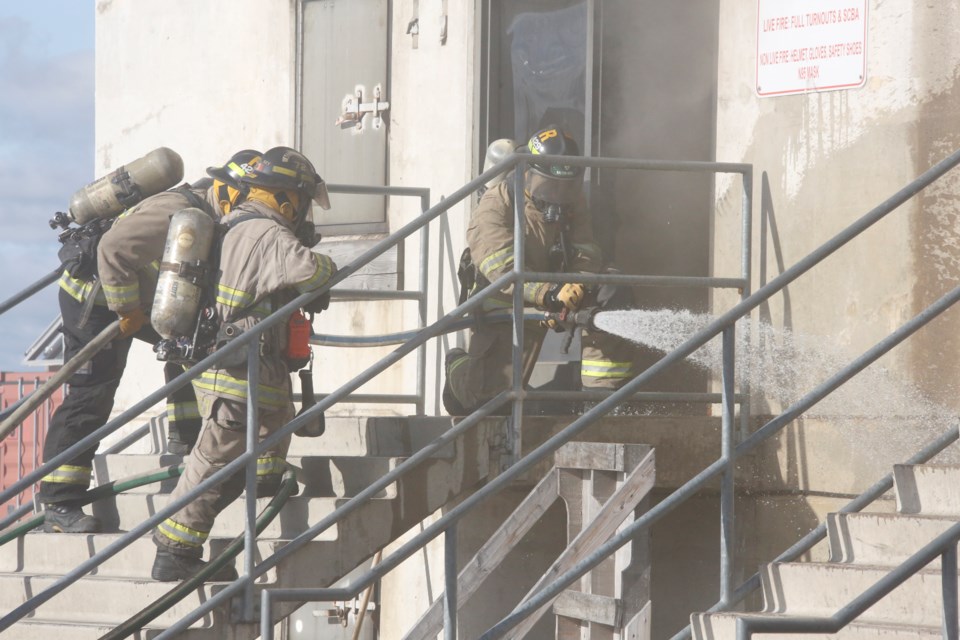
<box><xmin>39</xmin><ymin>288</ymin><xmax>201</xmax><ymax>505</ymax></box>
<box><xmin>447</xmin><ymin>318</ymin><xmax>637</xmax><ymax>413</ymax></box>
<box><xmin>153</xmin><ymin>396</ymin><xmax>293</xmax><ymax>556</ymax></box>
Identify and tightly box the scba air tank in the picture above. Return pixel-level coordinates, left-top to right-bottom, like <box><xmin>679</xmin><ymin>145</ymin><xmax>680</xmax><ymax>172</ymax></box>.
<box><xmin>69</xmin><ymin>147</ymin><xmax>184</xmax><ymax>224</ymax></box>
<box><xmin>482</xmin><ymin>138</ymin><xmax>516</xmax><ymax>188</ymax></box>
<box><xmin>151</xmin><ymin>208</ymin><xmax>216</xmax><ymax>340</ymax></box>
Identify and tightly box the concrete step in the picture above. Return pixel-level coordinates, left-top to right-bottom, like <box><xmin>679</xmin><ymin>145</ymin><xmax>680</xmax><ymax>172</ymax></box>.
<box><xmin>94</xmin><ymin>454</ymin><xmax>400</xmax><ymax>498</ymax></box>
<box><xmin>894</xmin><ymin>464</ymin><xmax>960</xmax><ymax>515</ymax></box>
<box><xmin>827</xmin><ymin>512</ymin><xmax>958</xmax><ymax>567</ymax></box>
<box><xmin>761</xmin><ymin>562</ymin><xmax>947</xmax><ymax>627</ymax></box>
<box><xmin>691</xmin><ymin>612</ymin><xmax>941</xmax><ymax>639</ymax></box>
<box><xmin>89</xmin><ymin>493</ymin><xmax>398</xmax><ymax>541</ymax></box>
<box><xmin>3</xmin><ymin>620</ymin><xmax>243</xmax><ymax>640</ymax></box>
<box><xmin>285</xmin><ymin>416</ymin><xmax>457</xmax><ymax>458</ymax></box>
<box><xmin>0</xmin><ymin>531</ymin><xmax>295</xmax><ymax>580</ymax></box>
<box><xmin>0</xmin><ymin>573</ymin><xmax>230</xmax><ymax>627</ymax></box>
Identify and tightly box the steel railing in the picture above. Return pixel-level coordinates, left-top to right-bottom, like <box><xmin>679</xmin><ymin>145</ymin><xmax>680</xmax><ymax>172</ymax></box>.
<box><xmin>147</xmin><ymin>153</ymin><xmax>754</xmax><ymax>639</ymax></box>
<box><xmin>242</xmin><ymin>147</ymin><xmax>960</xmax><ymax>640</ymax></box>
<box><xmin>1</xmin><ymin>145</ymin><xmax>958</xmax><ymax>640</ymax></box>
<box><xmin>0</xmin><ymin>149</ymin><xmax>772</xmax><ymax>638</ymax></box>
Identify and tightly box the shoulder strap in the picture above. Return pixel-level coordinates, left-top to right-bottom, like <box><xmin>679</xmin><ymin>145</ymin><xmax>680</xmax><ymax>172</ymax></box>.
<box><xmin>223</xmin><ymin>212</ymin><xmax>269</xmax><ymax>230</ymax></box>
<box><xmin>174</xmin><ymin>184</ymin><xmax>216</xmax><ymax>218</ymax></box>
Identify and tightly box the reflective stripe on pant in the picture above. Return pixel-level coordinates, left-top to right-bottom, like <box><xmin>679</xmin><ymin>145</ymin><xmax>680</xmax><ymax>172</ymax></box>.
<box><xmin>580</xmin><ymin>329</ymin><xmax>637</xmax><ymax>389</ymax></box>
<box><xmin>447</xmin><ymin>319</ymin><xmax>638</xmax><ymax>412</ymax></box>
<box><xmin>153</xmin><ymin>397</ymin><xmax>293</xmax><ymax>554</ymax></box>
<box><xmin>447</xmin><ymin>320</ymin><xmax>546</xmax><ymax>413</ymax></box>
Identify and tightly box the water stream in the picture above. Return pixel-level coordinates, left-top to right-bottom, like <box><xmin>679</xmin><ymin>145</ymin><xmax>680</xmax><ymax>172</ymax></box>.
<box><xmin>593</xmin><ymin>309</ymin><xmax>956</xmax><ymax>451</ymax></box>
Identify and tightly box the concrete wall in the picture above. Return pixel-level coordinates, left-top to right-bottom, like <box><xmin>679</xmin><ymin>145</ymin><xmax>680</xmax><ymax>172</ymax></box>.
<box><xmin>712</xmin><ymin>1</ymin><xmax>960</xmax><ymax>414</ymax></box>
<box><xmin>96</xmin><ymin>0</ymin><xmax>298</xmax><ymax>431</ymax></box>
<box><xmin>96</xmin><ymin>0</ymin><xmax>474</xmax><ymax>425</ymax></box>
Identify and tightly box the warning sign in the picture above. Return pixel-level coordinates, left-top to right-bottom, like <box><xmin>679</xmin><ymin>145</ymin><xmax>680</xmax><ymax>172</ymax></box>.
<box><xmin>756</xmin><ymin>0</ymin><xmax>868</xmax><ymax>97</ymax></box>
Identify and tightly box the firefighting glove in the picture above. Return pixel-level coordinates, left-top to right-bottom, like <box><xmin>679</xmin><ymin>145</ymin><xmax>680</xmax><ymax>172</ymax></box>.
<box><xmin>542</xmin><ymin>282</ymin><xmax>585</xmax><ymax>312</ymax></box>
<box><xmin>303</xmin><ymin>291</ymin><xmax>331</xmax><ymax>314</ymax></box>
<box><xmin>118</xmin><ymin>307</ymin><xmax>147</xmax><ymax>338</ymax></box>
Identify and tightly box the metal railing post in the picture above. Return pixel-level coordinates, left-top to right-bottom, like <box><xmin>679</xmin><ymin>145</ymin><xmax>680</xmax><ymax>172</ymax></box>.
<box><xmin>738</xmin><ymin>169</ymin><xmax>753</xmax><ymax>441</ymax></box>
<box><xmin>944</xmin><ymin>543</ymin><xmax>958</xmax><ymax>640</ymax></box>
<box><xmin>509</xmin><ymin>162</ymin><xmax>527</xmax><ymax>468</ymax></box>
<box><xmin>720</xmin><ymin>326</ymin><xmax>736</xmax><ymax>605</ymax></box>
<box><xmin>243</xmin><ymin>344</ymin><xmax>260</xmax><ymax>621</ymax></box>
<box><xmin>416</xmin><ymin>192</ymin><xmax>431</xmax><ymax>415</ymax></box>
<box><xmin>444</xmin><ymin>523</ymin><xmax>459</xmax><ymax>640</ymax></box>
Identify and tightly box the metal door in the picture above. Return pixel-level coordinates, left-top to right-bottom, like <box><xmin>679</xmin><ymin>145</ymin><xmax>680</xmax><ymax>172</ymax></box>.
<box><xmin>299</xmin><ymin>0</ymin><xmax>389</xmax><ymax>235</ymax></box>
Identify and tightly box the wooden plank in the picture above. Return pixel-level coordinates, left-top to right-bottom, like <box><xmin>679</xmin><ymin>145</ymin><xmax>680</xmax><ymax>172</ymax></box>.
<box><xmin>503</xmin><ymin>449</ymin><xmax>656</xmax><ymax>640</ymax></box>
<box><xmin>401</xmin><ymin>469</ymin><xmax>559</xmax><ymax>640</ymax></box>
<box><xmin>316</xmin><ymin>238</ymin><xmax>399</xmax><ymax>292</ymax></box>
<box><xmin>555</xmin><ymin>442</ymin><xmax>625</xmax><ymax>472</ymax></box>
<box><xmin>553</xmin><ymin>590</ymin><xmax>623</xmax><ymax>627</ymax></box>
<box><xmin>622</xmin><ymin>601</ymin><xmax>651</xmax><ymax>640</ymax></box>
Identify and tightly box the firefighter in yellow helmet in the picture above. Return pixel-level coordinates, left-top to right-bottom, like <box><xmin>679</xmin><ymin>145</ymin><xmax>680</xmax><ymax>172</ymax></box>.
<box><xmin>152</xmin><ymin>146</ymin><xmax>337</xmax><ymax>581</ymax></box>
<box><xmin>443</xmin><ymin>126</ymin><xmax>637</xmax><ymax>415</ymax></box>
<box><xmin>39</xmin><ymin>149</ymin><xmax>260</xmax><ymax>534</ymax></box>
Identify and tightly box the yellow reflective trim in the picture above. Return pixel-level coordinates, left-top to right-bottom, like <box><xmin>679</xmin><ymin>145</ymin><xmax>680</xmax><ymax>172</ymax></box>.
<box><xmin>448</xmin><ymin>354</ymin><xmax>470</xmax><ymax>376</ymax></box>
<box><xmin>257</xmin><ymin>456</ymin><xmax>286</xmax><ymax>476</ymax></box>
<box><xmin>194</xmin><ymin>371</ymin><xmax>289</xmax><ymax>408</ymax></box>
<box><xmin>102</xmin><ymin>282</ymin><xmax>140</xmax><ymax>306</ymax></box>
<box><xmin>294</xmin><ymin>256</ymin><xmax>334</xmax><ymax>294</ymax></box>
<box><xmin>43</xmin><ymin>465</ymin><xmax>92</xmax><ymax>486</ymax></box>
<box><xmin>227</xmin><ymin>161</ymin><xmax>247</xmax><ymax>177</ymax></box>
<box><xmin>157</xmin><ymin>518</ymin><xmax>208</xmax><ymax>547</ymax></box>
<box><xmin>271</xmin><ymin>165</ymin><xmax>298</xmax><ymax>177</ymax></box>
<box><xmin>166</xmin><ymin>401</ymin><xmax>201</xmax><ymax>422</ymax></box>
<box><xmin>478</xmin><ymin>246</ymin><xmax>514</xmax><ymax>277</ymax></box>
<box><xmin>216</xmin><ymin>283</ymin><xmax>255</xmax><ymax>309</ymax></box>
<box><xmin>58</xmin><ymin>271</ymin><xmax>107</xmax><ymax>305</ymax></box>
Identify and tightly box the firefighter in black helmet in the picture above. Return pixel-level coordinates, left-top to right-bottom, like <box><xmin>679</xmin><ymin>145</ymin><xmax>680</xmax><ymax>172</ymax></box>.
<box><xmin>152</xmin><ymin>146</ymin><xmax>336</xmax><ymax>582</ymax></box>
<box><xmin>443</xmin><ymin>126</ymin><xmax>637</xmax><ymax>415</ymax></box>
<box><xmin>39</xmin><ymin>149</ymin><xmax>260</xmax><ymax>534</ymax></box>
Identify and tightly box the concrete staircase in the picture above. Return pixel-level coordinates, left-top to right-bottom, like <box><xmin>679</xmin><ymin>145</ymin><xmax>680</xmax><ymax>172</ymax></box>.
<box><xmin>691</xmin><ymin>462</ymin><xmax>960</xmax><ymax>639</ymax></box>
<box><xmin>0</xmin><ymin>416</ymin><xmax>494</xmax><ymax>639</ymax></box>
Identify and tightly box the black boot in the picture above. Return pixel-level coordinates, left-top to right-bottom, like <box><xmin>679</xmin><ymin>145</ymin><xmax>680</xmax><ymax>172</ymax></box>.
<box><xmin>166</xmin><ymin>439</ymin><xmax>192</xmax><ymax>456</ymax></box>
<box><xmin>152</xmin><ymin>547</ymin><xmax>238</xmax><ymax>582</ymax></box>
<box><xmin>42</xmin><ymin>502</ymin><xmax>101</xmax><ymax>533</ymax></box>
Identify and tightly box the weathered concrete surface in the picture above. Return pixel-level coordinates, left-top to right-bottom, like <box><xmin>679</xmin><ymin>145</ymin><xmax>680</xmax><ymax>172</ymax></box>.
<box><xmin>713</xmin><ymin>1</ymin><xmax>960</xmax><ymax>417</ymax></box>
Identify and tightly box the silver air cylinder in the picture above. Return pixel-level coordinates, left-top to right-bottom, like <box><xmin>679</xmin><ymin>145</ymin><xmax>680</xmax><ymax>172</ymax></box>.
<box><xmin>482</xmin><ymin>138</ymin><xmax>516</xmax><ymax>189</ymax></box>
<box><xmin>151</xmin><ymin>208</ymin><xmax>215</xmax><ymax>340</ymax></box>
<box><xmin>69</xmin><ymin>147</ymin><xmax>184</xmax><ymax>224</ymax></box>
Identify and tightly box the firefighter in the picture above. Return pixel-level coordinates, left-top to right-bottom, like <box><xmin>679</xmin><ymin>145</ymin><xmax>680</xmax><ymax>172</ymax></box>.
<box><xmin>38</xmin><ymin>149</ymin><xmax>261</xmax><ymax>534</ymax></box>
<box><xmin>151</xmin><ymin>146</ymin><xmax>336</xmax><ymax>582</ymax></box>
<box><xmin>443</xmin><ymin>126</ymin><xmax>636</xmax><ymax>415</ymax></box>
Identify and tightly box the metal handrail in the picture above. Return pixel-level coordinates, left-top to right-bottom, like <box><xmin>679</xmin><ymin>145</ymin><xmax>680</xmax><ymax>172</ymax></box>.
<box><xmin>146</xmin><ymin>154</ymin><xmax>754</xmax><ymax>638</ymax></box>
<box><xmin>670</xmin><ymin>420</ymin><xmax>960</xmax><ymax>640</ymax></box>
<box><xmin>0</xmin><ymin>152</ymin><xmax>750</xmax><ymax>635</ymax></box>
<box><xmin>0</xmin><ymin>158</ymin><xmax>522</xmax><ymax>632</ymax></box>
<box><xmin>324</xmin><ymin>184</ymin><xmax>431</xmax><ymax>414</ymax></box>
<box><xmin>736</xmin><ymin>523</ymin><xmax>960</xmax><ymax>639</ymax></box>
<box><xmin>0</xmin><ymin>267</ymin><xmax>60</xmax><ymax>317</ymax></box>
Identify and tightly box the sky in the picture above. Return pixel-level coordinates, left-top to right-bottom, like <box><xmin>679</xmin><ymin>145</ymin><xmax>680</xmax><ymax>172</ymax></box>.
<box><xmin>0</xmin><ymin>2</ymin><xmax>94</xmax><ymax>372</ymax></box>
